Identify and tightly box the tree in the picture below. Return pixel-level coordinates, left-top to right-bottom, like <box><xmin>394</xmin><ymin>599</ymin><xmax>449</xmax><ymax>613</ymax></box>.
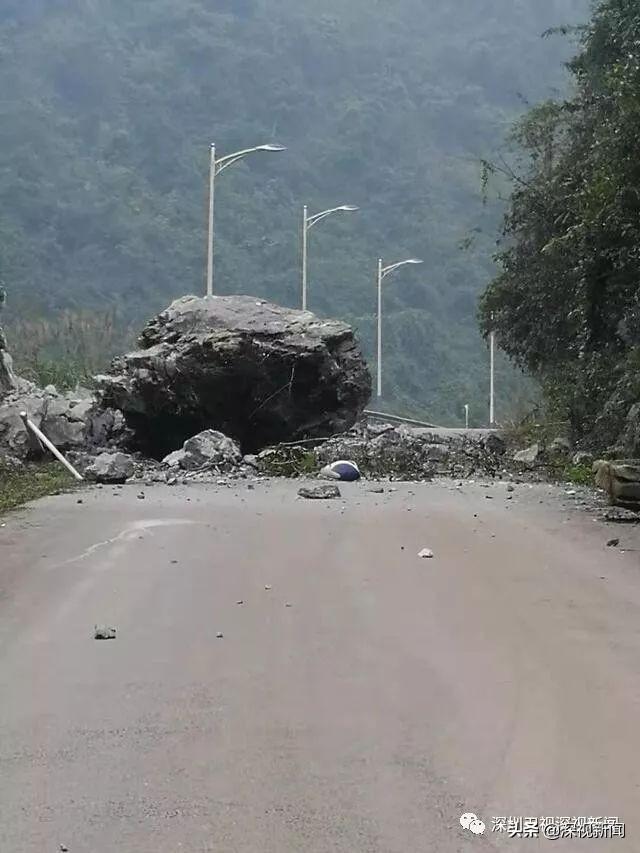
<box><xmin>480</xmin><ymin>0</ymin><xmax>640</xmax><ymax>440</ymax></box>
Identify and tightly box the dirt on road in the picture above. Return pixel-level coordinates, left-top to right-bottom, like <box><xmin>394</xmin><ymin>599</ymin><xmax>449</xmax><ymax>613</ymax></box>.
<box><xmin>0</xmin><ymin>478</ymin><xmax>638</xmax><ymax>852</ymax></box>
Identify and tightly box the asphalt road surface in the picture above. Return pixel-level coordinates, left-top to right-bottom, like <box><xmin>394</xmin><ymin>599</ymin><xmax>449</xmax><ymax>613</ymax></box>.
<box><xmin>1</xmin><ymin>478</ymin><xmax>639</xmax><ymax>852</ymax></box>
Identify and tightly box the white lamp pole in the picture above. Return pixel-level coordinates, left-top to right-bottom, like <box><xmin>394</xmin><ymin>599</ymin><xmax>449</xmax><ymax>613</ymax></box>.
<box><xmin>302</xmin><ymin>204</ymin><xmax>358</xmax><ymax>310</ymax></box>
<box><xmin>376</xmin><ymin>257</ymin><xmax>423</xmax><ymax>398</ymax></box>
<box><xmin>206</xmin><ymin>142</ymin><xmax>286</xmax><ymax>297</ymax></box>
<box><xmin>489</xmin><ymin>312</ymin><xmax>496</xmax><ymax>425</ymax></box>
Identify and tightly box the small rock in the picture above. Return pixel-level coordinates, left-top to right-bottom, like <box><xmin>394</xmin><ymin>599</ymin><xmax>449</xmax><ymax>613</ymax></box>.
<box><xmin>85</xmin><ymin>452</ymin><xmax>134</xmax><ymax>485</ymax></box>
<box><xmin>137</xmin><ymin>492</ymin><xmax>145</xmax><ymax>500</ymax></box>
<box><xmin>549</xmin><ymin>436</ymin><xmax>572</xmax><ymax>457</ymax></box>
<box><xmin>507</xmin><ymin>484</ymin><xmax>515</xmax><ymax>493</ymax></box>
<box><xmin>285</xmin><ymin>602</ymin><xmax>292</xmax><ymax>608</ymax></box>
<box><xmin>513</xmin><ymin>443</ymin><xmax>541</xmax><ymax>466</ymax></box>
<box><xmin>94</xmin><ymin>625</ymin><xmax>116</xmax><ymax>640</ymax></box>
<box><xmin>485</xmin><ymin>495</ymin><xmax>494</xmax><ymax>500</ymax></box>
<box><xmin>368</xmin><ymin>486</ymin><xmax>385</xmax><ymax>494</ymax></box>
<box><xmin>166</xmin><ymin>475</ymin><xmax>178</xmax><ymax>486</ymax></box>
<box><xmin>236</xmin><ymin>600</ymin><xmax>244</xmax><ymax>605</ymax></box>
<box><xmin>60</xmin><ymin>846</ymin><xmax>69</xmax><ymax>852</ymax></box>
<box><xmin>418</xmin><ymin>548</ymin><xmax>434</xmax><ymax>559</ymax></box>
<box><xmin>607</xmin><ymin>538</ymin><xmax>620</xmax><ymax>547</ymax></box>
<box><xmin>216</xmin><ymin>632</ymin><xmax>224</xmax><ymax>639</ymax></box>
<box><xmin>264</xmin><ymin>585</ymin><xmax>272</xmax><ymax>591</ymax></box>
<box><xmin>298</xmin><ymin>484</ymin><xmax>341</xmax><ymax>500</ymax></box>
<box><xmin>565</xmin><ymin>489</ymin><xmax>577</xmax><ymax>496</ymax></box>
<box><xmin>76</xmin><ymin>498</ymin><xmax>83</xmax><ymax>504</ymax></box>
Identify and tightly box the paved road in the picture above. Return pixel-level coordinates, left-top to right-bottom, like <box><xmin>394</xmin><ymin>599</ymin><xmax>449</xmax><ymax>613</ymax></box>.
<box><xmin>1</xmin><ymin>479</ymin><xmax>639</xmax><ymax>852</ymax></box>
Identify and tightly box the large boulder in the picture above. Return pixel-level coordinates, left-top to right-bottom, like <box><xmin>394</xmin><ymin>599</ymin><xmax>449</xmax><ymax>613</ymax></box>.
<box><xmin>98</xmin><ymin>295</ymin><xmax>371</xmax><ymax>456</ymax></box>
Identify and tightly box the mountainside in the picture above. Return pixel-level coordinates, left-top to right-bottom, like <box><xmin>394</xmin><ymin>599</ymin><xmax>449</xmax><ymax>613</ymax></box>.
<box><xmin>0</xmin><ymin>0</ymin><xmax>590</xmax><ymax>423</ymax></box>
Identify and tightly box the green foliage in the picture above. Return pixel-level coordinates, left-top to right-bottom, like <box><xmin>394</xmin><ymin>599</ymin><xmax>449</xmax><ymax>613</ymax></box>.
<box><xmin>562</xmin><ymin>462</ymin><xmax>594</xmax><ymax>485</ymax></box>
<box><xmin>4</xmin><ymin>311</ymin><xmax>135</xmax><ymax>389</ymax></box>
<box><xmin>0</xmin><ymin>0</ymin><xmax>589</xmax><ymax>423</ymax></box>
<box><xmin>480</xmin><ymin>0</ymin><xmax>640</xmax><ymax>442</ymax></box>
<box><xmin>257</xmin><ymin>447</ymin><xmax>319</xmax><ymax>477</ymax></box>
<box><xmin>0</xmin><ymin>462</ymin><xmax>78</xmax><ymax>514</ymax></box>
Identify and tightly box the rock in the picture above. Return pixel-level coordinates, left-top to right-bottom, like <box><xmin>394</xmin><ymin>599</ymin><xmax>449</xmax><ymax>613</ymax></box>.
<box><xmin>549</xmin><ymin>436</ymin><xmax>572</xmax><ymax>457</ymax></box>
<box><xmin>418</xmin><ymin>548</ymin><xmax>434</xmax><ymax>558</ymax></box>
<box><xmin>98</xmin><ymin>295</ymin><xmax>371</xmax><ymax>456</ymax></box>
<box><xmin>368</xmin><ymin>485</ymin><xmax>385</xmax><ymax>493</ymax></box>
<box><xmin>506</xmin><ymin>484</ymin><xmax>515</xmax><ymax>492</ymax></box>
<box><xmin>483</xmin><ymin>433</ymin><xmax>506</xmax><ymax>455</ymax></box>
<box><xmin>85</xmin><ymin>452</ymin><xmax>135</xmax><ymax>484</ymax></box>
<box><xmin>0</xmin><ymin>329</ymin><xmax>17</xmax><ymax>397</ymax></box>
<box><xmin>0</xmin><ymin>393</ymin><xmax>48</xmax><ymax>459</ymax></box>
<box><xmin>572</xmin><ymin>451</ymin><xmax>594</xmax><ymax>467</ymax></box>
<box><xmin>601</xmin><ymin>507</ymin><xmax>640</xmax><ymax>523</ymax></box>
<box><xmin>162</xmin><ymin>429</ymin><xmax>242</xmax><ymax>471</ymax></box>
<box><xmin>94</xmin><ymin>625</ymin><xmax>116</xmax><ymax>640</ymax></box>
<box><xmin>84</xmin><ymin>406</ymin><xmax>129</xmax><ymax>449</ymax></box>
<box><xmin>594</xmin><ymin>460</ymin><xmax>640</xmax><ymax>508</ymax></box>
<box><xmin>216</xmin><ymin>632</ymin><xmax>224</xmax><ymax>639</ymax></box>
<box><xmin>298</xmin><ymin>484</ymin><xmax>341</xmax><ymax>500</ymax></box>
<box><xmin>367</xmin><ymin>422</ymin><xmax>395</xmax><ymax>437</ymax></box>
<box><xmin>424</xmin><ymin>444</ymin><xmax>450</xmax><ymax>463</ymax></box>
<box><xmin>243</xmin><ymin>453</ymin><xmax>258</xmax><ymax>468</ymax></box>
<box><xmin>607</xmin><ymin>538</ymin><xmax>620</xmax><ymax>547</ymax></box>
<box><xmin>41</xmin><ymin>396</ymin><xmax>91</xmax><ymax>449</ymax></box>
<box><xmin>513</xmin><ymin>443</ymin><xmax>541</xmax><ymax>466</ymax></box>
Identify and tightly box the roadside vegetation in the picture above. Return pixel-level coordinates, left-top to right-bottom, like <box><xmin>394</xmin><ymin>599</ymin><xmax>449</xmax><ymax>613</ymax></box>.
<box><xmin>480</xmin><ymin>0</ymin><xmax>640</xmax><ymax>450</ymax></box>
<box><xmin>0</xmin><ymin>461</ymin><xmax>78</xmax><ymax>515</ymax></box>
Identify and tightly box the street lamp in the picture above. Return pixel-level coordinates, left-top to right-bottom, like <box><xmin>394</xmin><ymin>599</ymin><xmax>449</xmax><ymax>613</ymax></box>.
<box><xmin>301</xmin><ymin>204</ymin><xmax>359</xmax><ymax>310</ymax></box>
<box><xmin>489</xmin><ymin>312</ymin><xmax>496</xmax><ymax>426</ymax></box>
<box><xmin>376</xmin><ymin>257</ymin><xmax>423</xmax><ymax>398</ymax></box>
<box><xmin>206</xmin><ymin>143</ymin><xmax>286</xmax><ymax>297</ymax></box>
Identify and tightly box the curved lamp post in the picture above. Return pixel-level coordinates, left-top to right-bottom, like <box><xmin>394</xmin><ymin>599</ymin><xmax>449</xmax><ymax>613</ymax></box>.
<box><xmin>376</xmin><ymin>257</ymin><xmax>423</xmax><ymax>398</ymax></box>
<box><xmin>302</xmin><ymin>204</ymin><xmax>358</xmax><ymax>310</ymax></box>
<box><xmin>206</xmin><ymin>143</ymin><xmax>286</xmax><ymax>297</ymax></box>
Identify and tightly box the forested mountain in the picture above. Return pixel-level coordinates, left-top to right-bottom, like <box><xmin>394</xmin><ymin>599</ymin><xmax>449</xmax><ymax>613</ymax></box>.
<box><xmin>0</xmin><ymin>0</ymin><xmax>589</xmax><ymax>424</ymax></box>
<box><xmin>480</xmin><ymin>0</ymin><xmax>640</xmax><ymax>449</ymax></box>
